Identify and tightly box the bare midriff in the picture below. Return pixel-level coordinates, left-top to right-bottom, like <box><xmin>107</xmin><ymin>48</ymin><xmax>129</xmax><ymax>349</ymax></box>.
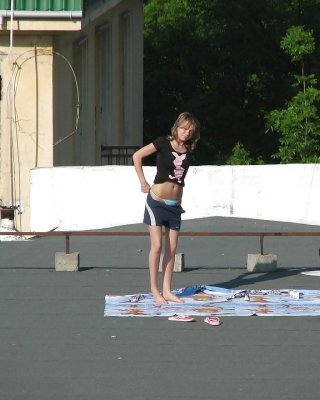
<box><xmin>151</xmin><ymin>182</ymin><xmax>183</xmax><ymax>202</ymax></box>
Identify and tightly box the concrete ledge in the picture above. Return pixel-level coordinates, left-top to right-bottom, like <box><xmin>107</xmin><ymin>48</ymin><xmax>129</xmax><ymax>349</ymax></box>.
<box><xmin>247</xmin><ymin>253</ymin><xmax>277</xmax><ymax>273</ymax></box>
<box><xmin>159</xmin><ymin>253</ymin><xmax>185</xmax><ymax>272</ymax></box>
<box><xmin>55</xmin><ymin>252</ymin><xmax>79</xmax><ymax>272</ymax></box>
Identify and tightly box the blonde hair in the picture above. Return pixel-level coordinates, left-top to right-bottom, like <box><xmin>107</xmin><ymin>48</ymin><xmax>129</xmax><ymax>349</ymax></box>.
<box><xmin>169</xmin><ymin>112</ymin><xmax>200</xmax><ymax>151</ymax></box>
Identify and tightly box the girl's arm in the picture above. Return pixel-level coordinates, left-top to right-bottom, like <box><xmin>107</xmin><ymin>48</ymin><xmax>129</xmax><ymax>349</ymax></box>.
<box><xmin>132</xmin><ymin>143</ymin><xmax>157</xmax><ymax>193</ymax></box>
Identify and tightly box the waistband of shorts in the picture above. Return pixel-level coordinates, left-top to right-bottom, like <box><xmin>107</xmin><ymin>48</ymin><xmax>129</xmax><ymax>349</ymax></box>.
<box><xmin>150</xmin><ymin>190</ymin><xmax>181</xmax><ymax>206</ymax></box>
<box><xmin>146</xmin><ymin>193</ymin><xmax>185</xmax><ymax>213</ymax></box>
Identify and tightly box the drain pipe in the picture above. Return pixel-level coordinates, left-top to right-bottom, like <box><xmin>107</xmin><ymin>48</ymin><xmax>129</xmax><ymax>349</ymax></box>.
<box><xmin>0</xmin><ymin>11</ymin><xmax>82</xmax><ymax>26</ymax></box>
<box><xmin>9</xmin><ymin>0</ymin><xmax>14</xmax><ymax>210</ymax></box>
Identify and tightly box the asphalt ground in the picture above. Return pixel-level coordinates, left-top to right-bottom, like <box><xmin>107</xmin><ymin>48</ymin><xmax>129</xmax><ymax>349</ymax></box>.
<box><xmin>1</xmin><ymin>217</ymin><xmax>320</xmax><ymax>400</ymax></box>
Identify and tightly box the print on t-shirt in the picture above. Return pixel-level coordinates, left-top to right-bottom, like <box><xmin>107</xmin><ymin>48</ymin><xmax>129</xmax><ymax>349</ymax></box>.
<box><xmin>169</xmin><ymin>152</ymin><xmax>186</xmax><ymax>183</ymax></box>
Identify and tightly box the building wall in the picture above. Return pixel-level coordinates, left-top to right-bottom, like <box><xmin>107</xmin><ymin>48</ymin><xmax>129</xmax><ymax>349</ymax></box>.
<box><xmin>54</xmin><ymin>0</ymin><xmax>144</xmax><ymax>165</ymax></box>
<box><xmin>0</xmin><ymin>35</ymin><xmax>54</xmax><ymax>230</ymax></box>
<box><xmin>0</xmin><ymin>0</ymin><xmax>143</xmax><ymax>230</ymax></box>
<box><xmin>52</xmin><ymin>31</ymin><xmax>82</xmax><ymax>164</ymax></box>
<box><xmin>30</xmin><ymin>164</ymin><xmax>320</xmax><ymax>231</ymax></box>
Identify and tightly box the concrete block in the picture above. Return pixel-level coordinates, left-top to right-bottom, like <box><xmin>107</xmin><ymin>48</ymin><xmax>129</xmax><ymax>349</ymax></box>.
<box><xmin>247</xmin><ymin>253</ymin><xmax>277</xmax><ymax>273</ymax></box>
<box><xmin>55</xmin><ymin>252</ymin><xmax>79</xmax><ymax>272</ymax></box>
<box><xmin>159</xmin><ymin>253</ymin><xmax>185</xmax><ymax>272</ymax></box>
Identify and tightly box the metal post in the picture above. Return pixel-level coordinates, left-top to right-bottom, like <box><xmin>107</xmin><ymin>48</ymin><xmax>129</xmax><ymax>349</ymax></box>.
<box><xmin>260</xmin><ymin>233</ymin><xmax>264</xmax><ymax>255</ymax></box>
<box><xmin>66</xmin><ymin>234</ymin><xmax>70</xmax><ymax>254</ymax></box>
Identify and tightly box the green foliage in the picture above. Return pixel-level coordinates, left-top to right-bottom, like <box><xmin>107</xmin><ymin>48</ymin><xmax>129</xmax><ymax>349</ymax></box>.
<box><xmin>266</xmin><ymin>25</ymin><xmax>320</xmax><ymax>163</ymax></box>
<box><xmin>143</xmin><ymin>0</ymin><xmax>320</xmax><ymax>164</ymax></box>
<box><xmin>227</xmin><ymin>143</ymin><xmax>253</xmax><ymax>165</ymax></box>
<box><xmin>280</xmin><ymin>25</ymin><xmax>315</xmax><ymax>62</ymax></box>
<box><xmin>266</xmin><ymin>88</ymin><xmax>320</xmax><ymax>163</ymax></box>
<box><xmin>227</xmin><ymin>142</ymin><xmax>264</xmax><ymax>165</ymax></box>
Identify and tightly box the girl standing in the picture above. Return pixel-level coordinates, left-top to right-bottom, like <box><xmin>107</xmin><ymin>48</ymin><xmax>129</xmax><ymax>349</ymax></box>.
<box><xmin>133</xmin><ymin>112</ymin><xmax>200</xmax><ymax>304</ymax></box>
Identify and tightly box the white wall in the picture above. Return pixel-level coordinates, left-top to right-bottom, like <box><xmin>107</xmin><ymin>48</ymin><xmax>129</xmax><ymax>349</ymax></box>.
<box><xmin>30</xmin><ymin>164</ymin><xmax>320</xmax><ymax>231</ymax></box>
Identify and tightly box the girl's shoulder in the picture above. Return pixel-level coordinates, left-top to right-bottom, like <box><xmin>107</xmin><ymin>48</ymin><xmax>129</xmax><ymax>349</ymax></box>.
<box><xmin>152</xmin><ymin>136</ymin><xmax>170</xmax><ymax>150</ymax></box>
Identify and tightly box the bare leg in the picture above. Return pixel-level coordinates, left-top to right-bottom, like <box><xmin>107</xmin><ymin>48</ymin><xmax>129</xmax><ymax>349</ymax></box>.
<box><xmin>161</xmin><ymin>227</ymin><xmax>184</xmax><ymax>303</ymax></box>
<box><xmin>148</xmin><ymin>225</ymin><xmax>167</xmax><ymax>304</ymax></box>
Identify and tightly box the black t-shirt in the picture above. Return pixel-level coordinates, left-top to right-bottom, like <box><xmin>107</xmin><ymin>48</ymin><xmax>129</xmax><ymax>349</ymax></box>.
<box><xmin>152</xmin><ymin>136</ymin><xmax>192</xmax><ymax>187</ymax></box>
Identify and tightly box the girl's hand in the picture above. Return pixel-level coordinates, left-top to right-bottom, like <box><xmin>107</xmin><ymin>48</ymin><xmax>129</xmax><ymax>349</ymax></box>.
<box><xmin>141</xmin><ymin>183</ymin><xmax>150</xmax><ymax>193</ymax></box>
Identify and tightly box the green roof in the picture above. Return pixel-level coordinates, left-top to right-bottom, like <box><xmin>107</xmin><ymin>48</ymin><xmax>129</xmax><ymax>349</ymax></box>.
<box><xmin>0</xmin><ymin>1</ymin><xmax>82</xmax><ymax>11</ymax></box>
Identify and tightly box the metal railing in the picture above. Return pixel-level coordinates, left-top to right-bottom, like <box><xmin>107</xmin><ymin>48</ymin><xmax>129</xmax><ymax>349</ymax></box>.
<box><xmin>101</xmin><ymin>145</ymin><xmax>140</xmax><ymax>165</ymax></box>
<box><xmin>1</xmin><ymin>230</ymin><xmax>320</xmax><ymax>256</ymax></box>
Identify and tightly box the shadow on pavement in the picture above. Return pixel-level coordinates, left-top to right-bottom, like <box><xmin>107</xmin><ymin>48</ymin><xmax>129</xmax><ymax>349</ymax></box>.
<box><xmin>212</xmin><ymin>268</ymin><xmax>308</xmax><ymax>288</ymax></box>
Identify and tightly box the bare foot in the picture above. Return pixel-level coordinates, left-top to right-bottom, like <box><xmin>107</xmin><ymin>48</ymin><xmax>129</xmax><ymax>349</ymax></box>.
<box><xmin>152</xmin><ymin>290</ymin><xmax>168</xmax><ymax>305</ymax></box>
<box><xmin>163</xmin><ymin>292</ymin><xmax>184</xmax><ymax>303</ymax></box>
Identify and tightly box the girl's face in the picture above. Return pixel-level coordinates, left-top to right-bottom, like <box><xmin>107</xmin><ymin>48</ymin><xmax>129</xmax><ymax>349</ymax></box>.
<box><xmin>177</xmin><ymin>121</ymin><xmax>194</xmax><ymax>142</ymax></box>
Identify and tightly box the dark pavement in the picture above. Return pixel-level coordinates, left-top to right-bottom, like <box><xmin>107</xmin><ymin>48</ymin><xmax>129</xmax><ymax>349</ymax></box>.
<box><xmin>1</xmin><ymin>217</ymin><xmax>320</xmax><ymax>400</ymax></box>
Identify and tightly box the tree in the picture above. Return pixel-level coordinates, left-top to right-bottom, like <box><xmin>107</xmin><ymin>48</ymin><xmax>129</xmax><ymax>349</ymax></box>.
<box><xmin>266</xmin><ymin>26</ymin><xmax>320</xmax><ymax>163</ymax></box>
<box><xmin>227</xmin><ymin>142</ymin><xmax>253</xmax><ymax>165</ymax></box>
<box><xmin>143</xmin><ymin>0</ymin><xmax>320</xmax><ymax>164</ymax></box>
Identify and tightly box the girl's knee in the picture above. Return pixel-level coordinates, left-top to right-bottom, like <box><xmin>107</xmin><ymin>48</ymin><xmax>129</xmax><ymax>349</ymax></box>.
<box><xmin>150</xmin><ymin>245</ymin><xmax>162</xmax><ymax>257</ymax></box>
